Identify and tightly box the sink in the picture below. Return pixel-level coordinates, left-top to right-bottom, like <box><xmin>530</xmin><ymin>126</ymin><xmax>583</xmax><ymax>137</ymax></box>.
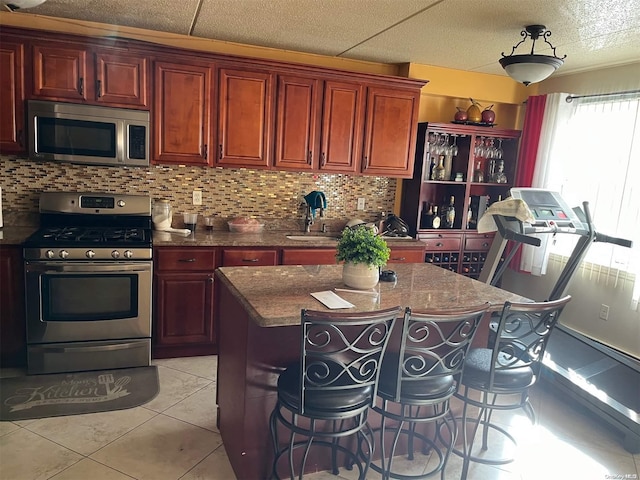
<box><xmin>286</xmin><ymin>235</ymin><xmax>339</xmax><ymax>241</ymax></box>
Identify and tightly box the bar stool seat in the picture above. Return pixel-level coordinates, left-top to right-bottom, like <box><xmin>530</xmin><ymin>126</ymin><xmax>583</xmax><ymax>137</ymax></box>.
<box><xmin>269</xmin><ymin>306</ymin><xmax>402</xmax><ymax>480</ymax></box>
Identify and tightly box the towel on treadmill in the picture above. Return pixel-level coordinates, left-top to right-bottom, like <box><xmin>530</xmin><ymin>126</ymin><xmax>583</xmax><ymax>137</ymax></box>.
<box><xmin>477</xmin><ymin>198</ymin><xmax>535</xmax><ymax>233</ymax></box>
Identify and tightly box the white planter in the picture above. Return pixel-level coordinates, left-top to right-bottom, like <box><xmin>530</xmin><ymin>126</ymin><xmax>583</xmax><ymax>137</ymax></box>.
<box><xmin>342</xmin><ymin>262</ymin><xmax>379</xmax><ymax>289</ymax></box>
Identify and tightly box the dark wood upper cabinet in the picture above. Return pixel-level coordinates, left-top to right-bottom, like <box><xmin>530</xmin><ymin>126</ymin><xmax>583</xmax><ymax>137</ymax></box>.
<box><xmin>31</xmin><ymin>41</ymin><xmax>149</xmax><ymax>108</ymax></box>
<box><xmin>95</xmin><ymin>51</ymin><xmax>148</xmax><ymax>107</ymax></box>
<box><xmin>361</xmin><ymin>86</ymin><xmax>420</xmax><ymax>178</ymax></box>
<box><xmin>32</xmin><ymin>43</ymin><xmax>89</xmax><ymax>101</ymax></box>
<box><xmin>319</xmin><ymin>80</ymin><xmax>364</xmax><ymax>174</ymax></box>
<box><xmin>274</xmin><ymin>75</ymin><xmax>321</xmax><ymax>171</ymax></box>
<box><xmin>154</xmin><ymin>60</ymin><xmax>213</xmax><ymax>165</ymax></box>
<box><xmin>0</xmin><ymin>40</ymin><xmax>25</xmax><ymax>154</ymax></box>
<box><xmin>217</xmin><ymin>68</ymin><xmax>273</xmax><ymax>168</ymax></box>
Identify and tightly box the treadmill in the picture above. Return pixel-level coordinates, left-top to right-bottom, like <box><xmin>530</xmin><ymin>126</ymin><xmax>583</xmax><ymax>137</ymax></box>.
<box><xmin>478</xmin><ymin>188</ymin><xmax>638</xmax><ymax>453</ymax></box>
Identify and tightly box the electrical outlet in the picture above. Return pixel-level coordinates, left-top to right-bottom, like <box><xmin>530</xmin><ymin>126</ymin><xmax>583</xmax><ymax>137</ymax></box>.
<box><xmin>357</xmin><ymin>197</ymin><xmax>365</xmax><ymax>210</ymax></box>
<box><xmin>192</xmin><ymin>190</ymin><xmax>203</xmax><ymax>206</ymax></box>
<box><xmin>599</xmin><ymin>304</ymin><xmax>609</xmax><ymax>321</ymax></box>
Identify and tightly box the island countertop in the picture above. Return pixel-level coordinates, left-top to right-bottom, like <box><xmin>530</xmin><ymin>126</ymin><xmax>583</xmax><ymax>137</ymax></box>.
<box><xmin>215</xmin><ymin>262</ymin><xmax>530</xmax><ymax>327</ymax></box>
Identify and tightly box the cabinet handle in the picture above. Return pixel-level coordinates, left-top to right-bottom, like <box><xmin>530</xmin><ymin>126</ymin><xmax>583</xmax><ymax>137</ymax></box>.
<box><xmin>242</xmin><ymin>258</ymin><xmax>259</xmax><ymax>263</ymax></box>
<box><xmin>178</xmin><ymin>258</ymin><xmax>197</xmax><ymax>262</ymax></box>
<box><xmin>207</xmin><ymin>276</ymin><xmax>214</xmax><ymax>283</ymax></box>
<box><xmin>482</xmin><ymin>242</ymin><xmax>489</xmax><ymax>248</ymax></box>
<box><xmin>321</xmin><ymin>152</ymin><xmax>326</xmax><ymax>167</ymax></box>
<box><xmin>79</xmin><ymin>77</ymin><xmax>84</xmax><ymax>96</ymax></box>
<box><xmin>391</xmin><ymin>257</ymin><xmax>406</xmax><ymax>262</ymax></box>
<box><xmin>203</xmin><ymin>144</ymin><xmax>208</xmax><ymax>160</ymax></box>
<box><xmin>96</xmin><ymin>80</ymin><xmax>102</xmax><ymax>98</ymax></box>
<box><xmin>363</xmin><ymin>155</ymin><xmax>369</xmax><ymax>168</ymax></box>
<box><xmin>219</xmin><ymin>144</ymin><xmax>223</xmax><ymax>159</ymax></box>
<box><xmin>436</xmin><ymin>242</ymin><xmax>443</xmax><ymax>247</ymax></box>
<box><xmin>308</xmin><ymin>150</ymin><xmax>312</xmax><ymax>165</ymax></box>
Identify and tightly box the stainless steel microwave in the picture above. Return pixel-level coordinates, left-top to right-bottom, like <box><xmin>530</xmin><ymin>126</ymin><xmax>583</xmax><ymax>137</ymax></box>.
<box><xmin>27</xmin><ymin>100</ymin><xmax>150</xmax><ymax>167</ymax></box>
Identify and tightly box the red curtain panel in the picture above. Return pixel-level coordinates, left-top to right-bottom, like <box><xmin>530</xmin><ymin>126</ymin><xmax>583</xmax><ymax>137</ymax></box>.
<box><xmin>509</xmin><ymin>94</ymin><xmax>547</xmax><ymax>272</ymax></box>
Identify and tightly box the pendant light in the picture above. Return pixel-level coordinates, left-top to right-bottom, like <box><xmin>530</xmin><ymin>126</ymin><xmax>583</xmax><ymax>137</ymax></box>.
<box><xmin>499</xmin><ymin>25</ymin><xmax>566</xmax><ymax>86</ymax></box>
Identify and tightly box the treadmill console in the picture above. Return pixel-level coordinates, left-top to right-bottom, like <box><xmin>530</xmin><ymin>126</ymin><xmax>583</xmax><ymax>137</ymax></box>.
<box><xmin>510</xmin><ymin>188</ymin><xmax>588</xmax><ymax>234</ymax></box>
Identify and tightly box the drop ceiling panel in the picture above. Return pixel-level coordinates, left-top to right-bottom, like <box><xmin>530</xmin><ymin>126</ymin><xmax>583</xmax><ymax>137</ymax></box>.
<box><xmin>12</xmin><ymin>0</ymin><xmax>640</xmax><ymax>77</ymax></box>
<box><xmin>26</xmin><ymin>0</ymin><xmax>200</xmax><ymax>35</ymax></box>
<box><xmin>192</xmin><ymin>0</ymin><xmax>436</xmax><ymax>57</ymax></box>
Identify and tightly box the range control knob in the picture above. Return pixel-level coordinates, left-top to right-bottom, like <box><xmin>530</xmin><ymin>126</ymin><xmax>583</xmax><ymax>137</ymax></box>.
<box><xmin>123</xmin><ymin>250</ymin><xmax>133</xmax><ymax>259</ymax></box>
<box><xmin>86</xmin><ymin>250</ymin><xmax>96</xmax><ymax>259</ymax></box>
<box><xmin>117</xmin><ymin>200</ymin><xmax>126</xmax><ymax>207</ymax></box>
<box><xmin>111</xmin><ymin>250</ymin><xmax>121</xmax><ymax>259</ymax></box>
<box><xmin>59</xmin><ymin>250</ymin><xmax>69</xmax><ymax>259</ymax></box>
<box><xmin>45</xmin><ymin>250</ymin><xmax>55</xmax><ymax>259</ymax></box>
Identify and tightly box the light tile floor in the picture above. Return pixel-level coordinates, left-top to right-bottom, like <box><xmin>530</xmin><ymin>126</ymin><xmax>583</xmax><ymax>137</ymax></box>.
<box><xmin>0</xmin><ymin>355</ymin><xmax>637</xmax><ymax>480</ymax></box>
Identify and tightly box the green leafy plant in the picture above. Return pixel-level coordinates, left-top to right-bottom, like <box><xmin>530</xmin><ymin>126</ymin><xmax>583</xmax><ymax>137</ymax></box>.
<box><xmin>336</xmin><ymin>226</ymin><xmax>390</xmax><ymax>267</ymax></box>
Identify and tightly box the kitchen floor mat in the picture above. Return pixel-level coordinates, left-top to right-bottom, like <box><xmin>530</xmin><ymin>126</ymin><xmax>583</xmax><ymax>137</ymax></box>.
<box><xmin>0</xmin><ymin>366</ymin><xmax>159</xmax><ymax>421</ymax></box>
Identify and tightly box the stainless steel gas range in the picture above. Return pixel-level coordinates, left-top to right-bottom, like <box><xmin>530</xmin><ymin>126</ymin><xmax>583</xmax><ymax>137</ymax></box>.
<box><xmin>23</xmin><ymin>192</ymin><xmax>153</xmax><ymax>374</ymax></box>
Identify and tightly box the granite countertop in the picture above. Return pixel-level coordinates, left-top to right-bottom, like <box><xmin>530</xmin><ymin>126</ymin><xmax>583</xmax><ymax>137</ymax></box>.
<box><xmin>152</xmin><ymin>230</ymin><xmax>424</xmax><ymax>248</ymax></box>
<box><xmin>215</xmin><ymin>263</ymin><xmax>531</xmax><ymax>328</ymax></box>
<box><xmin>0</xmin><ymin>226</ymin><xmax>38</xmax><ymax>245</ymax></box>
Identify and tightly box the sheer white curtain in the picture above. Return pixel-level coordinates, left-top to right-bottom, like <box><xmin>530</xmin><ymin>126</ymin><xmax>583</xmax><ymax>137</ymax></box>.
<box><xmin>523</xmin><ymin>92</ymin><xmax>640</xmax><ymax>309</ymax></box>
<box><xmin>519</xmin><ymin>93</ymin><xmax>573</xmax><ymax>275</ymax></box>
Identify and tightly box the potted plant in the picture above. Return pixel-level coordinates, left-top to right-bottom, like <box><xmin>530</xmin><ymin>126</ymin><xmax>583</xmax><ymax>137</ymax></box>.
<box><xmin>336</xmin><ymin>225</ymin><xmax>390</xmax><ymax>289</ymax></box>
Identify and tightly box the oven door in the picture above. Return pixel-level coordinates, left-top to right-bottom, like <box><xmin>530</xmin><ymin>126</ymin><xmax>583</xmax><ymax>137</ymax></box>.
<box><xmin>25</xmin><ymin>261</ymin><xmax>152</xmax><ymax>344</ymax></box>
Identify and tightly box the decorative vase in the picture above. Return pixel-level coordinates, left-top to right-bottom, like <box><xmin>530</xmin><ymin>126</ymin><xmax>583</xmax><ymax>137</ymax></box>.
<box><xmin>342</xmin><ymin>262</ymin><xmax>379</xmax><ymax>289</ymax></box>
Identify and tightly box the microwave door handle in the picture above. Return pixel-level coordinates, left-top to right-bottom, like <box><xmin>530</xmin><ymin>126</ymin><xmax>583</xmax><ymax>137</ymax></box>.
<box><xmin>117</xmin><ymin>119</ymin><xmax>126</xmax><ymax>163</ymax></box>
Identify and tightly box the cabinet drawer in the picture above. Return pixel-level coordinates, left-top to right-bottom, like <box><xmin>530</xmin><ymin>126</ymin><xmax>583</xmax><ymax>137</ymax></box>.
<box><xmin>419</xmin><ymin>234</ymin><xmax>461</xmax><ymax>251</ymax></box>
<box><xmin>464</xmin><ymin>233</ymin><xmax>495</xmax><ymax>251</ymax></box>
<box><xmin>222</xmin><ymin>249</ymin><xmax>278</xmax><ymax>266</ymax></box>
<box><xmin>281</xmin><ymin>248</ymin><xmax>337</xmax><ymax>265</ymax></box>
<box><xmin>155</xmin><ymin>248</ymin><xmax>216</xmax><ymax>272</ymax></box>
<box><xmin>388</xmin><ymin>248</ymin><xmax>424</xmax><ymax>263</ymax></box>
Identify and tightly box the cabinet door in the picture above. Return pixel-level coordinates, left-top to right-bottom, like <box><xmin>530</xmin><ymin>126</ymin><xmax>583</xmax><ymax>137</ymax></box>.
<box><xmin>154</xmin><ymin>60</ymin><xmax>213</xmax><ymax>165</ymax></box>
<box><xmin>281</xmin><ymin>248</ymin><xmax>337</xmax><ymax>265</ymax></box>
<box><xmin>0</xmin><ymin>41</ymin><xmax>25</xmax><ymax>154</ymax></box>
<box><xmin>95</xmin><ymin>51</ymin><xmax>148</xmax><ymax>107</ymax></box>
<box><xmin>274</xmin><ymin>75</ymin><xmax>320</xmax><ymax>171</ymax></box>
<box><xmin>319</xmin><ymin>80</ymin><xmax>364</xmax><ymax>173</ymax></box>
<box><xmin>361</xmin><ymin>86</ymin><xmax>419</xmax><ymax>178</ymax></box>
<box><xmin>32</xmin><ymin>43</ymin><xmax>90</xmax><ymax>100</ymax></box>
<box><xmin>0</xmin><ymin>246</ymin><xmax>26</xmax><ymax>367</ymax></box>
<box><xmin>153</xmin><ymin>272</ymin><xmax>215</xmax><ymax>353</ymax></box>
<box><xmin>217</xmin><ymin>68</ymin><xmax>273</xmax><ymax>168</ymax></box>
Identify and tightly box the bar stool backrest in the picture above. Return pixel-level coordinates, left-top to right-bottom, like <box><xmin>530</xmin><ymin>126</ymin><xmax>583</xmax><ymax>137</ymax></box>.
<box><xmin>488</xmin><ymin>295</ymin><xmax>572</xmax><ymax>390</ymax></box>
<box><xmin>389</xmin><ymin>304</ymin><xmax>491</xmax><ymax>403</ymax></box>
<box><xmin>299</xmin><ymin>306</ymin><xmax>402</xmax><ymax>416</ymax></box>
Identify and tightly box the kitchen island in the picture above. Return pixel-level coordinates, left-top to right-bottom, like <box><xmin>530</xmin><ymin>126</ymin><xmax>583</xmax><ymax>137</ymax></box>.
<box><xmin>215</xmin><ymin>262</ymin><xmax>530</xmax><ymax>480</ymax></box>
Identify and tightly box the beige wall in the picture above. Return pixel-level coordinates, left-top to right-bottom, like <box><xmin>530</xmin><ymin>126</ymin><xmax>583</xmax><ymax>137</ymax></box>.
<box><xmin>538</xmin><ymin>62</ymin><xmax>640</xmax><ymax>95</ymax></box>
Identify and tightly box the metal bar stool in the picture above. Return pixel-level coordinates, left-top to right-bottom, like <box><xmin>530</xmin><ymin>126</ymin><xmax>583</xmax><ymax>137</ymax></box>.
<box><xmin>452</xmin><ymin>295</ymin><xmax>572</xmax><ymax>479</ymax></box>
<box><xmin>269</xmin><ymin>306</ymin><xmax>402</xmax><ymax>480</ymax></box>
<box><xmin>371</xmin><ymin>303</ymin><xmax>491</xmax><ymax>480</ymax></box>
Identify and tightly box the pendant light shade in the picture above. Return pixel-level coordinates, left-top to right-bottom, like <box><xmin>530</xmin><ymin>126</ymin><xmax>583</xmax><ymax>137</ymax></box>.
<box><xmin>500</xmin><ymin>25</ymin><xmax>566</xmax><ymax>86</ymax></box>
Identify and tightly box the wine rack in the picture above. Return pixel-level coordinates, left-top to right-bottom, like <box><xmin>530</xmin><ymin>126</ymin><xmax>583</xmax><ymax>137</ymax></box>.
<box><xmin>401</xmin><ymin>122</ymin><xmax>521</xmax><ymax>279</ymax></box>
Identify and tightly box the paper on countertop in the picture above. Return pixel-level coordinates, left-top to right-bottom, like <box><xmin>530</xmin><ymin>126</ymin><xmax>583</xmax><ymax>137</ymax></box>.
<box><xmin>311</xmin><ymin>291</ymin><xmax>355</xmax><ymax>309</ymax></box>
<box><xmin>157</xmin><ymin>227</ymin><xmax>192</xmax><ymax>235</ymax></box>
<box><xmin>477</xmin><ymin>198</ymin><xmax>535</xmax><ymax>233</ymax></box>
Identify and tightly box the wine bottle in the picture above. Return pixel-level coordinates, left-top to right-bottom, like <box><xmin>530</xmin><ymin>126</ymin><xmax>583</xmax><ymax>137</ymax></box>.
<box><xmin>445</xmin><ymin>196</ymin><xmax>455</xmax><ymax>228</ymax></box>
<box><xmin>433</xmin><ymin>155</ymin><xmax>446</xmax><ymax>180</ymax></box>
<box><xmin>431</xmin><ymin>206</ymin><xmax>441</xmax><ymax>229</ymax></box>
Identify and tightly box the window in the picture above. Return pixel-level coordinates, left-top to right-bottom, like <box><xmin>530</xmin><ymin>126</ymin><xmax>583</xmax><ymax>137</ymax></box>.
<box><xmin>544</xmin><ymin>94</ymin><xmax>640</xmax><ymax>305</ymax></box>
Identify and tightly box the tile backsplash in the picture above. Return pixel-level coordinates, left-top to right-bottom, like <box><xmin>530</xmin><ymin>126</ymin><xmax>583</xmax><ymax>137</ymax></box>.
<box><xmin>1</xmin><ymin>156</ymin><xmax>397</xmax><ymax>230</ymax></box>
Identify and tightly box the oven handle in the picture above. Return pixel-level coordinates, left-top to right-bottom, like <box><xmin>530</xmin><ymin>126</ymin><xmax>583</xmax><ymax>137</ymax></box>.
<box><xmin>41</xmin><ymin>341</ymin><xmax>147</xmax><ymax>353</ymax></box>
<box><xmin>26</xmin><ymin>263</ymin><xmax>152</xmax><ymax>273</ymax></box>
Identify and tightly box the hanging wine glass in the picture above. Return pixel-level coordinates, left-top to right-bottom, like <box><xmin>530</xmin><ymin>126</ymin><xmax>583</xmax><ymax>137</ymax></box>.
<box><xmin>429</xmin><ymin>133</ymin><xmax>440</xmax><ymax>155</ymax></box>
<box><xmin>486</xmin><ymin>138</ymin><xmax>496</xmax><ymax>159</ymax></box>
<box><xmin>450</xmin><ymin>135</ymin><xmax>459</xmax><ymax>156</ymax></box>
<box><xmin>495</xmin><ymin>138</ymin><xmax>504</xmax><ymax>159</ymax></box>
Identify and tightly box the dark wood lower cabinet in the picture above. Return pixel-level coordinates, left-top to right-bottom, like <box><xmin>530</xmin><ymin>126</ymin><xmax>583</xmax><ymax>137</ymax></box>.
<box><xmin>152</xmin><ymin>247</ymin><xmax>217</xmax><ymax>358</ymax></box>
<box><xmin>0</xmin><ymin>246</ymin><xmax>26</xmax><ymax>367</ymax></box>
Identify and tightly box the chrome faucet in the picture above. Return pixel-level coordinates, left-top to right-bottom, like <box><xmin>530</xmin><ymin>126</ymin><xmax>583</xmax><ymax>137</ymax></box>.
<box><xmin>303</xmin><ymin>203</ymin><xmax>313</xmax><ymax>232</ymax></box>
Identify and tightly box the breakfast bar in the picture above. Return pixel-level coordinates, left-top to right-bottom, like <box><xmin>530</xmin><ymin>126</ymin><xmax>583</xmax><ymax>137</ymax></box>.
<box><xmin>214</xmin><ymin>262</ymin><xmax>530</xmax><ymax>479</ymax></box>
